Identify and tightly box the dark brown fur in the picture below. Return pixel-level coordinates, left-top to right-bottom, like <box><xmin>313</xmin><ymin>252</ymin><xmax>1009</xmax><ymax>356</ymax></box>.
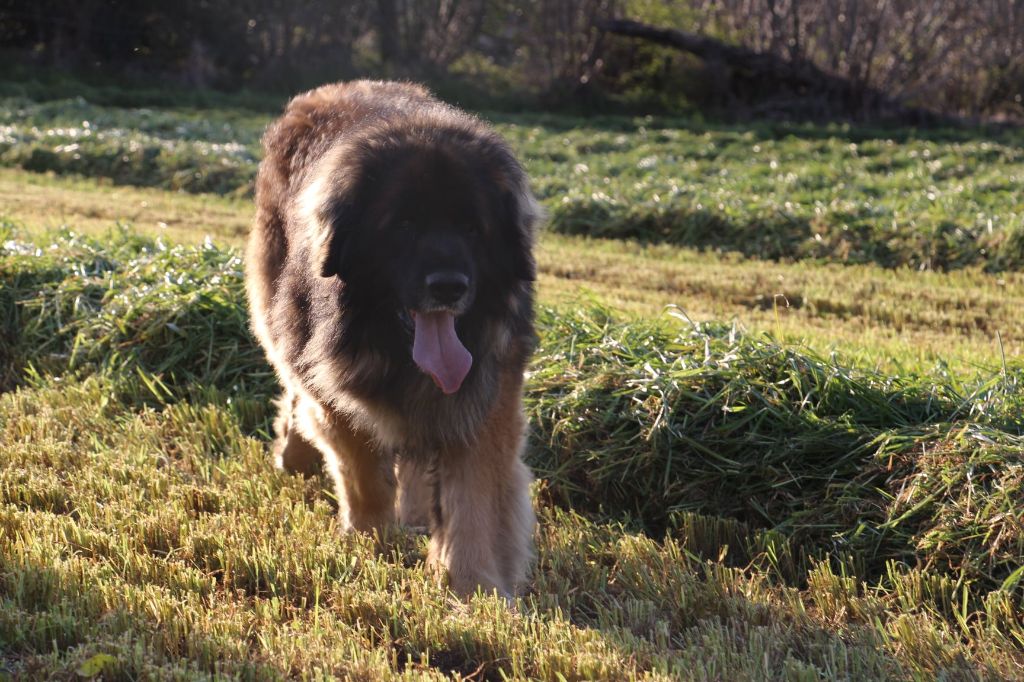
<box><xmin>245</xmin><ymin>81</ymin><xmax>539</xmax><ymax>598</ymax></box>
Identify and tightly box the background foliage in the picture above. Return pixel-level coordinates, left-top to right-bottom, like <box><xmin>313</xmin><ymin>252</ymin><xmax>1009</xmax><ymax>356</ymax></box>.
<box><xmin>2</xmin><ymin>0</ymin><xmax>1023</xmax><ymax>119</ymax></box>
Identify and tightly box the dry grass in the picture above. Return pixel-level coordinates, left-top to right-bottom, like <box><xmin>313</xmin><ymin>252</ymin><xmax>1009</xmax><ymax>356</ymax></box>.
<box><xmin>0</xmin><ymin>168</ymin><xmax>251</xmax><ymax>243</ymax></box>
<box><xmin>1</xmin><ymin>231</ymin><xmax>1022</xmax><ymax>679</ymax></box>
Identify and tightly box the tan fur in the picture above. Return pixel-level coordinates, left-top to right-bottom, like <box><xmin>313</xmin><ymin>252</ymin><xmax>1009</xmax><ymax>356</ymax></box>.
<box><xmin>396</xmin><ymin>458</ymin><xmax>433</xmax><ymax>530</ymax></box>
<box><xmin>427</xmin><ymin>367</ymin><xmax>535</xmax><ymax>595</ymax></box>
<box><xmin>245</xmin><ymin>80</ymin><xmax>538</xmax><ymax>599</ymax></box>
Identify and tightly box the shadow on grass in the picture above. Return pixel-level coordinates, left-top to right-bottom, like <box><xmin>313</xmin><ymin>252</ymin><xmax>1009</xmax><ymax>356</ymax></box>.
<box><xmin>547</xmin><ymin>200</ymin><xmax>1024</xmax><ymax>272</ymax></box>
<box><xmin>549</xmin><ymin>203</ymin><xmax>816</xmax><ymax>264</ymax></box>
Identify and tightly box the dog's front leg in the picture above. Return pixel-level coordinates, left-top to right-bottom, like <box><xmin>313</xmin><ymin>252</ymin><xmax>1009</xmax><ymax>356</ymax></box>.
<box><xmin>293</xmin><ymin>395</ymin><xmax>397</xmax><ymax>533</ymax></box>
<box><xmin>427</xmin><ymin>383</ymin><xmax>535</xmax><ymax>599</ymax></box>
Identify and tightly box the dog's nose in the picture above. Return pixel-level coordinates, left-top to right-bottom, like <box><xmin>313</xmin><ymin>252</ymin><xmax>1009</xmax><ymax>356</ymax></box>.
<box><xmin>426</xmin><ymin>271</ymin><xmax>469</xmax><ymax>305</ymax></box>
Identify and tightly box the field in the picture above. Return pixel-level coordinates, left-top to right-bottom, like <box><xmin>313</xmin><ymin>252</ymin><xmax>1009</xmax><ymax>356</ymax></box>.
<box><xmin>1</xmin><ymin>88</ymin><xmax>1023</xmax><ymax>680</ymax></box>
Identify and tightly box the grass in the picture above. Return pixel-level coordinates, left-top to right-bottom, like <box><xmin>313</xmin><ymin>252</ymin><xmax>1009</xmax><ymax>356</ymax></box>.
<box><xmin>1</xmin><ymin>88</ymin><xmax>1023</xmax><ymax>678</ymax></box>
<box><xmin>2</xmin><ymin>96</ymin><xmax>1024</xmax><ymax>270</ymax></box>
<box><xmin>2</xmin><ymin>229</ymin><xmax>1023</xmax><ymax>679</ymax></box>
<box><xmin>0</xmin><ymin>168</ymin><xmax>252</xmax><ymax>243</ymax></box>
<box><xmin>3</xmin><ymin>167</ymin><xmax>1022</xmax><ymax>373</ymax></box>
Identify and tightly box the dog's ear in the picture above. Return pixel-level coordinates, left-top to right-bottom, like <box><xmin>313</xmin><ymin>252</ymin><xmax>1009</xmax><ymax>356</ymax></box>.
<box><xmin>300</xmin><ymin>168</ymin><xmax>364</xmax><ymax>280</ymax></box>
<box><xmin>499</xmin><ymin>188</ymin><xmax>539</xmax><ymax>282</ymax></box>
<box><xmin>294</xmin><ymin>142</ymin><xmax>374</xmax><ymax>282</ymax></box>
<box><xmin>317</xmin><ymin>197</ymin><xmax>359</xmax><ymax>279</ymax></box>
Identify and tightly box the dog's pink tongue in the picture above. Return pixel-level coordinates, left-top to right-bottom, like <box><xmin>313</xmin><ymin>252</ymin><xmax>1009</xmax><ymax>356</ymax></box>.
<box><xmin>412</xmin><ymin>311</ymin><xmax>472</xmax><ymax>394</ymax></box>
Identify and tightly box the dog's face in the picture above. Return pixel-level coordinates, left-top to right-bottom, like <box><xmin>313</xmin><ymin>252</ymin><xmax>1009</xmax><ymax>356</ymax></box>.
<box><xmin>312</xmin><ymin>140</ymin><xmax>536</xmax><ymax>393</ymax></box>
<box><xmin>385</xmin><ymin>163</ymin><xmax>482</xmax><ymax>320</ymax></box>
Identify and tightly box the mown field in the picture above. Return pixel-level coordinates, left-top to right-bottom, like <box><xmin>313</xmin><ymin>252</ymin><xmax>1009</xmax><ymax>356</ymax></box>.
<box><xmin>1</xmin><ymin>89</ymin><xmax>1023</xmax><ymax>680</ymax></box>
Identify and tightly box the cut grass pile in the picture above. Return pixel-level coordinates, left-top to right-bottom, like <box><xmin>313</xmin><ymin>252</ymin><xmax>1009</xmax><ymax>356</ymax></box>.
<box><xmin>0</xmin><ymin>97</ymin><xmax>259</xmax><ymax>197</ymax></box>
<box><xmin>4</xmin><ymin>168</ymin><xmax>1023</xmax><ymax>374</ymax></box>
<box><xmin>529</xmin><ymin>308</ymin><xmax>1024</xmax><ymax>590</ymax></box>
<box><xmin>0</xmin><ymin>226</ymin><xmax>271</xmax><ymax>397</ymax></box>
<box><xmin>507</xmin><ymin>117</ymin><xmax>1024</xmax><ymax>272</ymax></box>
<box><xmin>2</xmin><ymin>229</ymin><xmax>1022</xmax><ymax>678</ymax></box>
<box><xmin>3</xmin><ymin>96</ymin><xmax>1024</xmax><ymax>270</ymax></box>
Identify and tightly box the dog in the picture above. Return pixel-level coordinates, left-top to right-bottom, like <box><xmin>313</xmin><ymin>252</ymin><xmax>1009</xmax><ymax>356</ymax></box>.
<box><xmin>245</xmin><ymin>81</ymin><xmax>539</xmax><ymax>598</ymax></box>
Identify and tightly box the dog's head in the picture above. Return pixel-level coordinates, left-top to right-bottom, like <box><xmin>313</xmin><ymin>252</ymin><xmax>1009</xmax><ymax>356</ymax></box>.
<box><xmin>298</xmin><ymin>122</ymin><xmax>539</xmax><ymax>393</ymax></box>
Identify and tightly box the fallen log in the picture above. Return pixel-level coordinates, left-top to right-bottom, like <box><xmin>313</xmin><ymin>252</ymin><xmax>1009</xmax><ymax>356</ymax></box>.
<box><xmin>597</xmin><ymin>18</ymin><xmax>944</xmax><ymax>123</ymax></box>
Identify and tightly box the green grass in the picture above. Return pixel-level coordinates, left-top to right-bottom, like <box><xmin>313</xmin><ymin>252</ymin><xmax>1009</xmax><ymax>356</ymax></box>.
<box><xmin>3</xmin><ymin>96</ymin><xmax>1024</xmax><ymax>270</ymax></box>
<box><xmin>3</xmin><ymin>169</ymin><xmax>1023</xmax><ymax>373</ymax></box>
<box><xmin>2</xmin><ymin>89</ymin><xmax>1024</xmax><ymax>679</ymax></box>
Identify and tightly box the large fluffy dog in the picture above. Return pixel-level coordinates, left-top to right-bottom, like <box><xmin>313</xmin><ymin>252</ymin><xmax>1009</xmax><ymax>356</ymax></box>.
<box><xmin>245</xmin><ymin>81</ymin><xmax>539</xmax><ymax>598</ymax></box>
